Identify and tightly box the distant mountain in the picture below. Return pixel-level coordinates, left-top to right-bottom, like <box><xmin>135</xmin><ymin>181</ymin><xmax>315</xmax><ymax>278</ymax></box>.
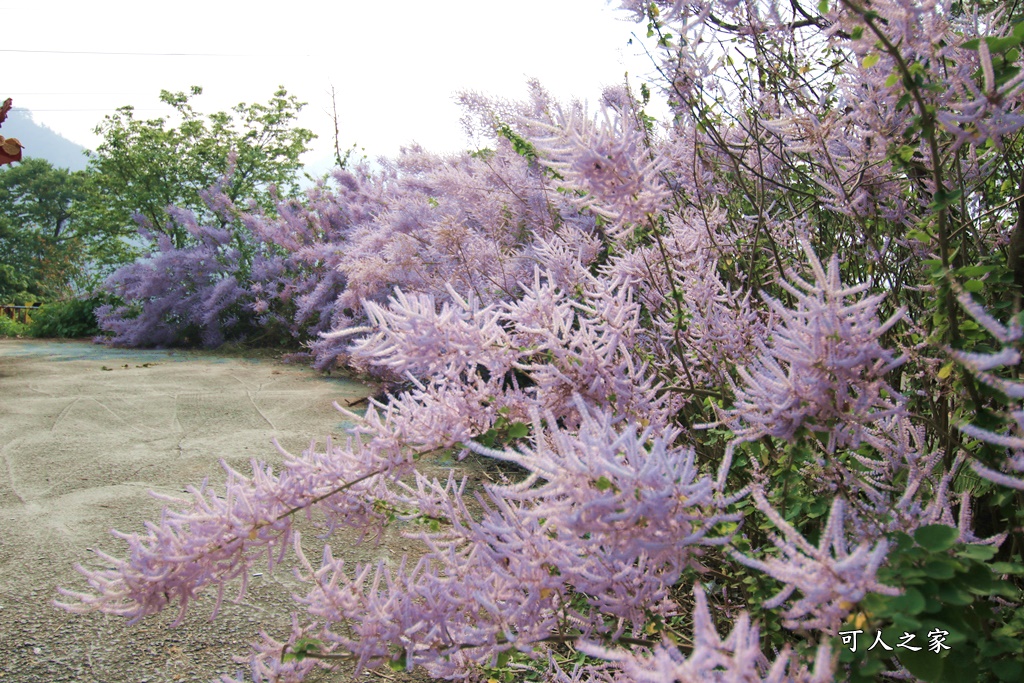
<box><xmin>1</xmin><ymin>109</ymin><xmax>90</xmax><ymax>171</ymax></box>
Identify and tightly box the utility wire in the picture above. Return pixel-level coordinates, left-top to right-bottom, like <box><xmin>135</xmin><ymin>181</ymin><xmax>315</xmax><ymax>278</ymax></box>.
<box><xmin>0</xmin><ymin>48</ymin><xmax>311</xmax><ymax>57</ymax></box>
<box><xmin>4</xmin><ymin>92</ymin><xmax>147</xmax><ymax>95</ymax></box>
<box><xmin>10</xmin><ymin>108</ymin><xmax>166</xmax><ymax>112</ymax></box>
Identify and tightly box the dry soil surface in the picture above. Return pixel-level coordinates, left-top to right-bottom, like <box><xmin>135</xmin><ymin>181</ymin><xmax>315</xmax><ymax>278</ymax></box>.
<box><xmin>0</xmin><ymin>339</ymin><xmax>428</xmax><ymax>683</ymax></box>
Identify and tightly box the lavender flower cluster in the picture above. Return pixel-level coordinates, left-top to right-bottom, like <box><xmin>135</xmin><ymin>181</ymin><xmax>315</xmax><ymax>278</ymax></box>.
<box><xmin>59</xmin><ymin>0</ymin><xmax>1024</xmax><ymax>680</ymax></box>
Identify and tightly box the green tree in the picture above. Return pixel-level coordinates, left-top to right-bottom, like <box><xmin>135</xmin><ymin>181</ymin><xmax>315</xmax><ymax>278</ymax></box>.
<box><xmin>0</xmin><ymin>158</ymin><xmax>127</xmax><ymax>300</ymax></box>
<box><xmin>88</xmin><ymin>86</ymin><xmax>315</xmax><ymax>248</ymax></box>
<box><xmin>0</xmin><ymin>157</ymin><xmax>86</xmax><ymax>240</ymax></box>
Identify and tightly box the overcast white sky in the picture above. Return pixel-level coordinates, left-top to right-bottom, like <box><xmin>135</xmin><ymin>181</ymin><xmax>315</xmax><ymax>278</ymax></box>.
<box><xmin>4</xmin><ymin>0</ymin><xmax>662</xmax><ymax>168</ymax></box>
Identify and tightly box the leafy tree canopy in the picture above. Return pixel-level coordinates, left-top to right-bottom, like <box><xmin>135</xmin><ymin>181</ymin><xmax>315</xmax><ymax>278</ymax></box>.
<box><xmin>0</xmin><ymin>157</ymin><xmax>133</xmax><ymax>300</ymax></box>
<box><xmin>88</xmin><ymin>86</ymin><xmax>315</xmax><ymax>248</ymax></box>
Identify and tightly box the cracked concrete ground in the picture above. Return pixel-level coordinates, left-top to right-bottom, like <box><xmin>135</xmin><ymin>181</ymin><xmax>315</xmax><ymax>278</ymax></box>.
<box><xmin>0</xmin><ymin>339</ymin><xmax>420</xmax><ymax>683</ymax></box>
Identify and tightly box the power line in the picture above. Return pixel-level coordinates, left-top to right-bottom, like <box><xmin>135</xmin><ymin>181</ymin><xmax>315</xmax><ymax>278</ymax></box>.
<box><xmin>11</xmin><ymin>108</ymin><xmax>166</xmax><ymax>112</ymax></box>
<box><xmin>3</xmin><ymin>92</ymin><xmax>147</xmax><ymax>95</ymax></box>
<box><xmin>0</xmin><ymin>48</ymin><xmax>311</xmax><ymax>57</ymax></box>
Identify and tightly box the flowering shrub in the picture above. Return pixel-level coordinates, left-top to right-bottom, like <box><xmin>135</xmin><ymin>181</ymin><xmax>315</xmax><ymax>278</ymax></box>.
<box><xmin>63</xmin><ymin>0</ymin><xmax>1024</xmax><ymax>681</ymax></box>
<box><xmin>97</xmin><ymin>201</ymin><xmax>252</xmax><ymax>348</ymax></box>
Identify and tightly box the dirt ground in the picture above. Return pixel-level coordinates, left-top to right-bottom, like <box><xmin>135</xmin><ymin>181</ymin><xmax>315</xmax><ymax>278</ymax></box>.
<box><xmin>0</xmin><ymin>339</ymin><xmax>431</xmax><ymax>683</ymax></box>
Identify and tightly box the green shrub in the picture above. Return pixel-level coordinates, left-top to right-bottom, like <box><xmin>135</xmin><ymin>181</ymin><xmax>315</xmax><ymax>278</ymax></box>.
<box><xmin>28</xmin><ymin>296</ymin><xmax>103</xmax><ymax>338</ymax></box>
<box><xmin>0</xmin><ymin>264</ymin><xmax>33</xmax><ymax>305</ymax></box>
<box><xmin>0</xmin><ymin>314</ymin><xmax>28</xmax><ymax>337</ymax></box>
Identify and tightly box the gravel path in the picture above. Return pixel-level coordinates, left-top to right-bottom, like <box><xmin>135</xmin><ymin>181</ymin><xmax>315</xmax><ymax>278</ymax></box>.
<box><xmin>0</xmin><ymin>339</ymin><xmax>427</xmax><ymax>683</ymax></box>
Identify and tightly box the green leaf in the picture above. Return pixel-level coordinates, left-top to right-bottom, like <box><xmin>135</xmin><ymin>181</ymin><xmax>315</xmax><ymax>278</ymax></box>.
<box><xmin>960</xmin><ymin>564</ymin><xmax>993</xmax><ymax>593</ymax></box>
<box><xmin>897</xmin><ymin>647</ymin><xmax>944</xmax><ymax>682</ymax></box>
<box><xmin>929</xmin><ymin>188</ymin><xmax>963</xmax><ymax>212</ymax></box>
<box><xmin>885</xmin><ymin>72</ymin><xmax>900</xmax><ymax>88</ymax></box>
<box><xmin>996</xmin><ymin>65</ymin><xmax>1022</xmax><ymax>87</ymax></box>
<box><xmin>963</xmin><ymin>279</ymin><xmax>985</xmax><ymax>293</ymax></box>
<box><xmin>862</xmin><ymin>53</ymin><xmax>880</xmax><ymax>68</ymax></box>
<box><xmin>892</xmin><ymin>532</ymin><xmax>915</xmax><ymax>552</ymax></box>
<box><xmin>506</xmin><ymin>422</ymin><xmax>529</xmax><ymax>439</ymax></box>
<box><xmin>890</xmin><ymin>587</ymin><xmax>926</xmax><ymax>615</ymax></box>
<box><xmin>594</xmin><ymin>476</ymin><xmax>614</xmax><ymax>491</ymax></box>
<box><xmin>993</xmin><ymin>660</ymin><xmax>1024</xmax><ymax>682</ymax></box>
<box><xmin>923</xmin><ymin>558</ymin><xmax>959</xmax><ymax>579</ymax></box>
<box><xmin>956</xmin><ymin>544</ymin><xmax>998</xmax><ymax>561</ymax></box>
<box><xmin>282</xmin><ymin>637</ymin><xmax>323</xmax><ymax>663</ymax></box>
<box><xmin>907</xmin><ymin>229</ymin><xmax>932</xmax><ymax>243</ymax></box>
<box><xmin>914</xmin><ymin>525</ymin><xmax>960</xmax><ymax>552</ymax></box>
<box><xmin>988</xmin><ymin>34</ymin><xmax>1024</xmax><ymax>53</ymax></box>
<box><xmin>956</xmin><ymin>265</ymin><xmax>996</xmax><ymax>277</ymax></box>
<box><xmin>936</xmin><ymin>583</ymin><xmax>974</xmax><ymax>605</ymax></box>
<box><xmin>861</xmin><ymin>593</ymin><xmax>892</xmax><ymax>616</ymax></box>
<box><xmin>479</xmin><ymin>429</ymin><xmax>498</xmax><ymax>448</ymax></box>
<box><xmin>389</xmin><ymin>653</ymin><xmax>408</xmax><ymax>672</ymax></box>
<box><xmin>990</xmin><ymin>579</ymin><xmax>1022</xmax><ymax>599</ymax></box>
<box><xmin>891</xmin><ymin>613</ymin><xmax>923</xmax><ymax>632</ymax></box>
<box><xmin>806</xmin><ymin>498</ymin><xmax>829</xmax><ymax>518</ymax></box>
<box><xmin>817</xmin><ymin>0</ymin><xmax>829</xmax><ymax>13</ymax></box>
